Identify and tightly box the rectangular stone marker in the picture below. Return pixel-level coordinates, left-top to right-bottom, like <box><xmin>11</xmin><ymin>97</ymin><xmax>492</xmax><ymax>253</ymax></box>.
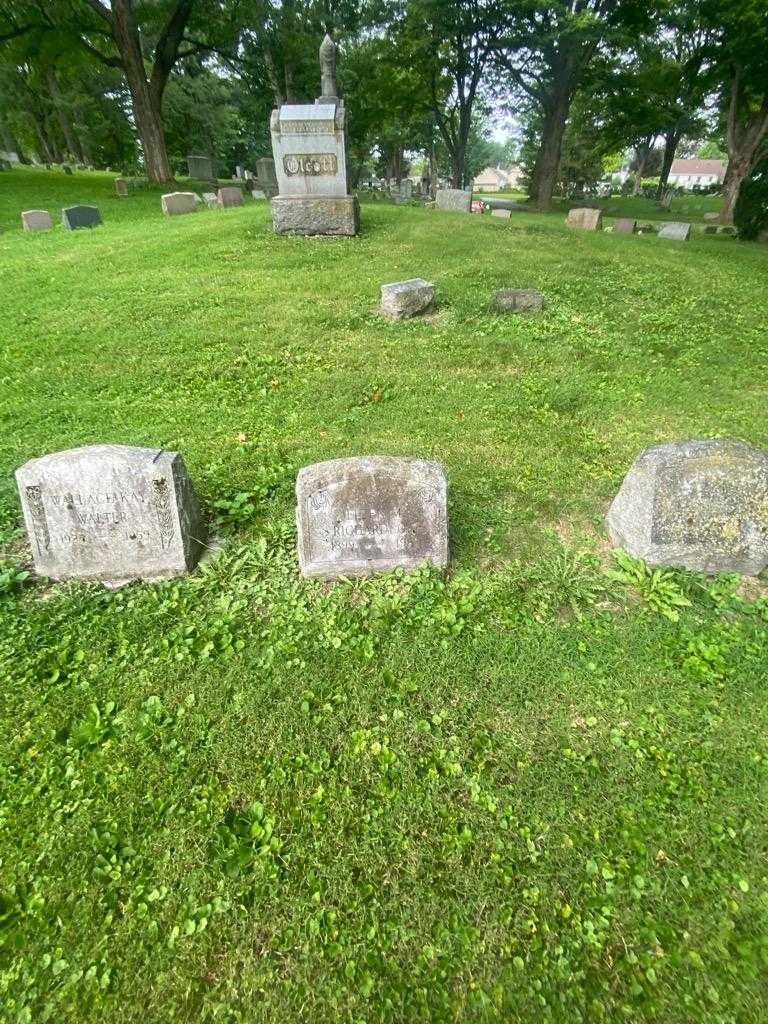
<box><xmin>16</xmin><ymin>444</ymin><xmax>204</xmax><ymax>585</ymax></box>
<box><xmin>161</xmin><ymin>192</ymin><xmax>197</xmax><ymax>216</ymax></box>
<box><xmin>217</xmin><ymin>185</ymin><xmax>244</xmax><ymax>208</ymax></box>
<box><xmin>380</xmin><ymin>278</ymin><xmax>434</xmax><ymax>319</ymax></box>
<box><xmin>296</xmin><ymin>457</ymin><xmax>448</xmax><ymax>579</ymax></box>
<box><xmin>435</xmin><ymin>188</ymin><xmax>472</xmax><ymax>213</ymax></box>
<box><xmin>493</xmin><ymin>288</ymin><xmax>544</xmax><ymax>313</ymax></box>
<box><xmin>658</xmin><ymin>221</ymin><xmax>691</xmax><ymax>241</ymax></box>
<box><xmin>565</xmin><ymin>207</ymin><xmax>602</xmax><ymax>231</ymax></box>
<box><xmin>187</xmin><ymin>154</ymin><xmax>214</xmax><ymax>179</ymax></box>
<box><xmin>613</xmin><ymin>218</ymin><xmax>637</xmax><ymax>234</ymax></box>
<box><xmin>491</xmin><ymin>208</ymin><xmax>511</xmax><ymax>219</ymax></box>
<box><xmin>115</xmin><ymin>177</ymin><xmax>129</xmax><ymax>197</ymax></box>
<box><xmin>62</xmin><ymin>205</ymin><xmax>102</xmax><ymax>230</ymax></box>
<box><xmin>22</xmin><ymin>210</ymin><xmax>53</xmax><ymax>232</ymax></box>
<box><xmin>255</xmin><ymin>157</ymin><xmax>278</xmax><ymax>198</ymax></box>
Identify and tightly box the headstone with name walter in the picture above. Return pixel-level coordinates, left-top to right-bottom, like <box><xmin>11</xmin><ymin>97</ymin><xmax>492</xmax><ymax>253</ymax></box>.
<box><xmin>606</xmin><ymin>439</ymin><xmax>768</xmax><ymax>575</ymax></box>
<box><xmin>269</xmin><ymin>35</ymin><xmax>359</xmax><ymax>236</ymax></box>
<box><xmin>62</xmin><ymin>205</ymin><xmax>102</xmax><ymax>230</ymax></box>
<box><xmin>296</xmin><ymin>457</ymin><xmax>448</xmax><ymax>579</ymax></box>
<box><xmin>22</xmin><ymin>210</ymin><xmax>53</xmax><ymax>232</ymax></box>
<box><xmin>16</xmin><ymin>445</ymin><xmax>204</xmax><ymax>585</ymax></box>
<box><xmin>435</xmin><ymin>188</ymin><xmax>472</xmax><ymax>213</ymax></box>
<box><xmin>658</xmin><ymin>221</ymin><xmax>691</xmax><ymax>241</ymax></box>
<box><xmin>566</xmin><ymin>207</ymin><xmax>602</xmax><ymax>231</ymax></box>
<box><xmin>187</xmin><ymin>154</ymin><xmax>214</xmax><ymax>180</ymax></box>
<box><xmin>161</xmin><ymin>192</ymin><xmax>197</xmax><ymax>216</ymax></box>
<box><xmin>217</xmin><ymin>185</ymin><xmax>244</xmax><ymax>208</ymax></box>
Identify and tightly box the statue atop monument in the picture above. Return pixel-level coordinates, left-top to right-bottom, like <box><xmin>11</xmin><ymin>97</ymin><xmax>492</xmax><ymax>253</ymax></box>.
<box><xmin>318</xmin><ymin>33</ymin><xmax>339</xmax><ymax>103</ymax></box>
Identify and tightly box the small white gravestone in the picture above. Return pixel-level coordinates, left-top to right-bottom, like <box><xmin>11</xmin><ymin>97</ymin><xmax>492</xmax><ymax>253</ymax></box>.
<box><xmin>658</xmin><ymin>221</ymin><xmax>691</xmax><ymax>241</ymax></box>
<box><xmin>565</xmin><ymin>208</ymin><xmax>603</xmax><ymax>231</ymax></box>
<box><xmin>296</xmin><ymin>457</ymin><xmax>448</xmax><ymax>579</ymax></box>
<box><xmin>16</xmin><ymin>445</ymin><xmax>204</xmax><ymax>585</ymax></box>
<box><xmin>491</xmin><ymin>208</ymin><xmax>511</xmax><ymax>220</ymax></box>
<box><xmin>22</xmin><ymin>210</ymin><xmax>53</xmax><ymax>231</ymax></box>
<box><xmin>161</xmin><ymin>192</ymin><xmax>197</xmax><ymax>216</ymax></box>
<box><xmin>380</xmin><ymin>279</ymin><xmax>434</xmax><ymax>319</ymax></box>
<box><xmin>269</xmin><ymin>35</ymin><xmax>358</xmax><ymax>235</ymax></box>
<box><xmin>202</xmin><ymin>192</ymin><xmax>218</xmax><ymax>208</ymax></box>
<box><xmin>435</xmin><ymin>189</ymin><xmax>472</xmax><ymax>213</ymax></box>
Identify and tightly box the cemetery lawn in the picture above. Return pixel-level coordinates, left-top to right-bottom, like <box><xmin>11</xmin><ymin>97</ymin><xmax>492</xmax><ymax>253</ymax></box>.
<box><xmin>3</xmin><ymin>167</ymin><xmax>768</xmax><ymax>1023</ymax></box>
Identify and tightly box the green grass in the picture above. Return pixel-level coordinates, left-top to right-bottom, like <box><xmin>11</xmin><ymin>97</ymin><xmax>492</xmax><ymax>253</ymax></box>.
<box><xmin>1</xmin><ymin>166</ymin><xmax>768</xmax><ymax>1023</ymax></box>
<box><xmin>487</xmin><ymin>188</ymin><xmax>724</xmax><ymax>223</ymax></box>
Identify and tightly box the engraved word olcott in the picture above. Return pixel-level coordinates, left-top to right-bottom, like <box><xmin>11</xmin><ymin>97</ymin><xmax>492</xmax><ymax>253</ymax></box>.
<box><xmin>283</xmin><ymin>154</ymin><xmax>338</xmax><ymax>176</ymax></box>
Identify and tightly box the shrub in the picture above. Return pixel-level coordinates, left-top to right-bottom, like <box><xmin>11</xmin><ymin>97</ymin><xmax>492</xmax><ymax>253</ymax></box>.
<box><xmin>734</xmin><ymin>158</ymin><xmax>768</xmax><ymax>240</ymax></box>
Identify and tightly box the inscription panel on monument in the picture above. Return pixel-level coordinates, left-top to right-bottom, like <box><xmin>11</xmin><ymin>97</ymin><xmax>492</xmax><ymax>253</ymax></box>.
<box><xmin>296</xmin><ymin>457</ymin><xmax>448</xmax><ymax>579</ymax></box>
<box><xmin>284</xmin><ymin>154</ymin><xmax>338</xmax><ymax>176</ymax></box>
<box><xmin>16</xmin><ymin>445</ymin><xmax>203</xmax><ymax>583</ymax></box>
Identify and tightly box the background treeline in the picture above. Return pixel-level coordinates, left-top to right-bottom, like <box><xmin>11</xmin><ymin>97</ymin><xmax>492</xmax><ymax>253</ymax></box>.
<box><xmin>0</xmin><ymin>0</ymin><xmax>766</xmax><ymax>218</ymax></box>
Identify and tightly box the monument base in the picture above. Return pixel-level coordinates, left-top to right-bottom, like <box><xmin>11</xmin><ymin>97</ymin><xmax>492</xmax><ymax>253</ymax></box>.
<box><xmin>271</xmin><ymin>195</ymin><xmax>359</xmax><ymax>236</ymax></box>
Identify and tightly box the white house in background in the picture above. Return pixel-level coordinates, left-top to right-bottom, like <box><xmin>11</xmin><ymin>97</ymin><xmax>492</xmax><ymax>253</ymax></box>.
<box><xmin>473</xmin><ymin>164</ymin><xmax>524</xmax><ymax>192</ymax></box>
<box><xmin>0</xmin><ymin>149</ymin><xmax>20</xmax><ymax>164</ymax></box>
<box><xmin>668</xmin><ymin>159</ymin><xmax>726</xmax><ymax>188</ymax></box>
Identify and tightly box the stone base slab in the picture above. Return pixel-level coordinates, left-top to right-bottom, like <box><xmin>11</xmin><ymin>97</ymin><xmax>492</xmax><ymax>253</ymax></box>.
<box><xmin>271</xmin><ymin>195</ymin><xmax>359</xmax><ymax>236</ymax></box>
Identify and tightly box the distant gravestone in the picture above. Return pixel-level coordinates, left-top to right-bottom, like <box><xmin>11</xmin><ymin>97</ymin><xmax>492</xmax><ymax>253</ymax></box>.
<box><xmin>217</xmin><ymin>185</ymin><xmax>244</xmax><ymax>208</ymax></box>
<box><xmin>613</xmin><ymin>218</ymin><xmax>637</xmax><ymax>234</ymax></box>
<box><xmin>202</xmin><ymin>192</ymin><xmax>218</xmax><ymax>208</ymax></box>
<box><xmin>187</xmin><ymin>154</ymin><xmax>214</xmax><ymax>179</ymax></box>
<box><xmin>658</xmin><ymin>221</ymin><xmax>691</xmax><ymax>241</ymax></box>
<box><xmin>491</xmin><ymin>208</ymin><xmax>511</xmax><ymax>220</ymax></box>
<box><xmin>606</xmin><ymin>439</ymin><xmax>768</xmax><ymax>575</ymax></box>
<box><xmin>115</xmin><ymin>177</ymin><xmax>129</xmax><ymax>197</ymax></box>
<box><xmin>255</xmin><ymin>157</ymin><xmax>278</xmax><ymax>198</ymax></box>
<box><xmin>22</xmin><ymin>210</ymin><xmax>53</xmax><ymax>232</ymax></box>
<box><xmin>296</xmin><ymin>457</ymin><xmax>448</xmax><ymax>579</ymax></box>
<box><xmin>161</xmin><ymin>192</ymin><xmax>197</xmax><ymax>216</ymax></box>
<box><xmin>703</xmin><ymin>212</ymin><xmax>720</xmax><ymax>222</ymax></box>
<box><xmin>566</xmin><ymin>208</ymin><xmax>602</xmax><ymax>231</ymax></box>
<box><xmin>16</xmin><ymin>444</ymin><xmax>204</xmax><ymax>585</ymax></box>
<box><xmin>493</xmin><ymin>288</ymin><xmax>544</xmax><ymax>313</ymax></box>
<box><xmin>435</xmin><ymin>188</ymin><xmax>472</xmax><ymax>213</ymax></box>
<box><xmin>62</xmin><ymin>205</ymin><xmax>102</xmax><ymax>230</ymax></box>
<box><xmin>380</xmin><ymin>278</ymin><xmax>434</xmax><ymax>320</ymax></box>
<box><xmin>62</xmin><ymin>164</ymin><xmax>73</xmax><ymax>175</ymax></box>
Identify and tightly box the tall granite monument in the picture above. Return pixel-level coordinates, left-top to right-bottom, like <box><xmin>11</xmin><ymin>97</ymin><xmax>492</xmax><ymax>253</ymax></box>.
<box><xmin>269</xmin><ymin>34</ymin><xmax>359</xmax><ymax>236</ymax></box>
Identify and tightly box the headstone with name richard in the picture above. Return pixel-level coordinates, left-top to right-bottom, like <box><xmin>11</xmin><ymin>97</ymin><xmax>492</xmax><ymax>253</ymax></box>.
<box><xmin>435</xmin><ymin>188</ymin><xmax>472</xmax><ymax>213</ymax></box>
<box><xmin>269</xmin><ymin>35</ymin><xmax>359</xmax><ymax>236</ymax></box>
<box><xmin>613</xmin><ymin>218</ymin><xmax>637</xmax><ymax>234</ymax></box>
<box><xmin>296</xmin><ymin>457</ymin><xmax>448</xmax><ymax>579</ymax></box>
<box><xmin>658</xmin><ymin>221</ymin><xmax>691</xmax><ymax>241</ymax></box>
<box><xmin>161</xmin><ymin>192</ymin><xmax>197</xmax><ymax>216</ymax></box>
<box><xmin>187</xmin><ymin>154</ymin><xmax>214</xmax><ymax>180</ymax></box>
<box><xmin>566</xmin><ymin>207</ymin><xmax>602</xmax><ymax>231</ymax></box>
<box><xmin>62</xmin><ymin>205</ymin><xmax>102</xmax><ymax>230</ymax></box>
<box><xmin>16</xmin><ymin>444</ymin><xmax>204</xmax><ymax>585</ymax></box>
<box><xmin>606</xmin><ymin>439</ymin><xmax>768</xmax><ymax>575</ymax></box>
<box><xmin>217</xmin><ymin>185</ymin><xmax>244</xmax><ymax>208</ymax></box>
<box><xmin>22</xmin><ymin>210</ymin><xmax>53</xmax><ymax>232</ymax></box>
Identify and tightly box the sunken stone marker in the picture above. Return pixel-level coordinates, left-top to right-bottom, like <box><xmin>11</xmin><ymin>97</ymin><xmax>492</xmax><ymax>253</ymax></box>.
<box><xmin>62</xmin><ymin>205</ymin><xmax>102</xmax><ymax>230</ymax></box>
<box><xmin>491</xmin><ymin>208</ymin><xmax>511</xmax><ymax>220</ymax></box>
<box><xmin>493</xmin><ymin>288</ymin><xmax>544</xmax><ymax>313</ymax></box>
<box><xmin>380</xmin><ymin>278</ymin><xmax>434</xmax><ymax>319</ymax></box>
<box><xmin>296</xmin><ymin>457</ymin><xmax>448</xmax><ymax>579</ymax></box>
<box><xmin>217</xmin><ymin>185</ymin><xmax>244</xmax><ymax>208</ymax></box>
<box><xmin>161</xmin><ymin>192</ymin><xmax>197</xmax><ymax>216</ymax></box>
<box><xmin>22</xmin><ymin>210</ymin><xmax>53</xmax><ymax>232</ymax></box>
<box><xmin>435</xmin><ymin>188</ymin><xmax>472</xmax><ymax>213</ymax></box>
<box><xmin>613</xmin><ymin>218</ymin><xmax>637</xmax><ymax>234</ymax></box>
<box><xmin>606</xmin><ymin>439</ymin><xmax>768</xmax><ymax>575</ymax></box>
<box><xmin>657</xmin><ymin>221</ymin><xmax>691</xmax><ymax>241</ymax></box>
<box><xmin>16</xmin><ymin>444</ymin><xmax>204</xmax><ymax>585</ymax></box>
<box><xmin>565</xmin><ymin>207</ymin><xmax>602</xmax><ymax>231</ymax></box>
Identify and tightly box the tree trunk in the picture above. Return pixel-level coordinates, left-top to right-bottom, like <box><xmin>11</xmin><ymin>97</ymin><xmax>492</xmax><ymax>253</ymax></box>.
<box><xmin>28</xmin><ymin>109</ymin><xmax>55</xmax><ymax>163</ymax></box>
<box><xmin>656</xmin><ymin>129</ymin><xmax>679</xmax><ymax>200</ymax></box>
<box><xmin>721</xmin><ymin>153</ymin><xmax>754</xmax><ymax>222</ymax></box>
<box><xmin>721</xmin><ymin>70</ymin><xmax>768</xmax><ymax>223</ymax></box>
<box><xmin>111</xmin><ymin>1</ymin><xmax>174</xmax><ymax>183</ymax></box>
<box><xmin>45</xmin><ymin>66</ymin><xmax>82</xmax><ymax>162</ymax></box>
<box><xmin>534</xmin><ymin>83</ymin><xmax>571</xmax><ymax>211</ymax></box>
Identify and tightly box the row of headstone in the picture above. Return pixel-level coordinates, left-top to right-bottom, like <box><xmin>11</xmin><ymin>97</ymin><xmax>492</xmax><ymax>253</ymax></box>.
<box><xmin>15</xmin><ymin>437</ymin><xmax>768</xmax><ymax>586</ymax></box>
<box><xmin>22</xmin><ymin>206</ymin><xmax>101</xmax><ymax>232</ymax></box>
<box><xmin>161</xmin><ymin>186</ymin><xmax>246</xmax><ymax>216</ymax></box>
<box><xmin>565</xmin><ymin>208</ymin><xmax>729</xmax><ymax>242</ymax></box>
<box><xmin>379</xmin><ymin>278</ymin><xmax>544</xmax><ymax>319</ymax></box>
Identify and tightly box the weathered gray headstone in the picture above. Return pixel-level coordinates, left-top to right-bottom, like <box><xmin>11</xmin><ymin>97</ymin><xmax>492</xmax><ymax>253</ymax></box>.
<box><xmin>613</xmin><ymin>218</ymin><xmax>637</xmax><ymax>234</ymax></box>
<box><xmin>161</xmin><ymin>192</ymin><xmax>197</xmax><ymax>216</ymax></box>
<box><xmin>491</xmin><ymin>208</ymin><xmax>511</xmax><ymax>220</ymax></box>
<box><xmin>658</xmin><ymin>221</ymin><xmax>690</xmax><ymax>241</ymax></box>
<box><xmin>22</xmin><ymin>210</ymin><xmax>53</xmax><ymax>232</ymax></box>
<box><xmin>187</xmin><ymin>154</ymin><xmax>214</xmax><ymax>179</ymax></box>
<box><xmin>115</xmin><ymin>177</ymin><xmax>129</xmax><ymax>197</ymax></box>
<box><xmin>296</xmin><ymin>457</ymin><xmax>448</xmax><ymax>579</ymax></box>
<box><xmin>62</xmin><ymin>205</ymin><xmax>102</xmax><ymax>230</ymax></box>
<box><xmin>217</xmin><ymin>185</ymin><xmax>244</xmax><ymax>208</ymax></box>
<box><xmin>380</xmin><ymin>279</ymin><xmax>434</xmax><ymax>320</ymax></box>
<box><xmin>16</xmin><ymin>444</ymin><xmax>204</xmax><ymax>585</ymax></box>
<box><xmin>493</xmin><ymin>288</ymin><xmax>544</xmax><ymax>313</ymax></box>
<box><xmin>606</xmin><ymin>439</ymin><xmax>768</xmax><ymax>575</ymax></box>
<box><xmin>435</xmin><ymin>188</ymin><xmax>472</xmax><ymax>214</ymax></box>
<box><xmin>565</xmin><ymin>207</ymin><xmax>602</xmax><ymax>231</ymax></box>
<box><xmin>202</xmin><ymin>192</ymin><xmax>218</xmax><ymax>208</ymax></box>
<box><xmin>255</xmin><ymin>157</ymin><xmax>278</xmax><ymax>198</ymax></box>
